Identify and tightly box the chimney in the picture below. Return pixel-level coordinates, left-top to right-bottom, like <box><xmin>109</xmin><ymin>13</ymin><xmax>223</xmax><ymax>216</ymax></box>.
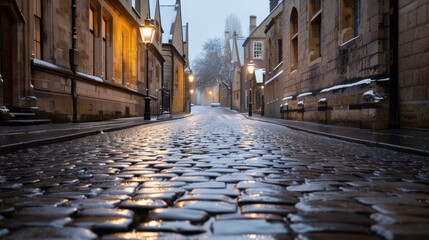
<box><xmin>270</xmin><ymin>0</ymin><xmax>279</xmax><ymax>12</ymax></box>
<box><xmin>225</xmin><ymin>31</ymin><xmax>230</xmax><ymax>42</ymax></box>
<box><xmin>249</xmin><ymin>16</ymin><xmax>257</xmax><ymax>34</ymax></box>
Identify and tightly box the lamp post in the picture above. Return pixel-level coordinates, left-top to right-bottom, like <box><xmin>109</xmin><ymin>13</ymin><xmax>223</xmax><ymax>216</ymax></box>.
<box><xmin>188</xmin><ymin>72</ymin><xmax>194</xmax><ymax>113</ymax></box>
<box><xmin>139</xmin><ymin>18</ymin><xmax>156</xmax><ymax>120</ymax></box>
<box><xmin>247</xmin><ymin>60</ymin><xmax>255</xmax><ymax>117</ymax></box>
<box><xmin>190</xmin><ymin>89</ymin><xmax>194</xmax><ymax>110</ymax></box>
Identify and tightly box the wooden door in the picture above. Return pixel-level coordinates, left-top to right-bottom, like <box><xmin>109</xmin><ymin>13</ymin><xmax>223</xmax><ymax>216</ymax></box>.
<box><xmin>0</xmin><ymin>8</ymin><xmax>13</xmax><ymax>106</ymax></box>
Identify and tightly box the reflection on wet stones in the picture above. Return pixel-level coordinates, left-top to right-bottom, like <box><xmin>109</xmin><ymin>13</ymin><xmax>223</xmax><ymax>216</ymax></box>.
<box><xmin>1</xmin><ymin>107</ymin><xmax>428</xmax><ymax>239</ymax></box>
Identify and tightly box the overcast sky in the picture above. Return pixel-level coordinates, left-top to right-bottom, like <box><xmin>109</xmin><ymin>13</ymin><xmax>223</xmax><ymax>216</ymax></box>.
<box><xmin>181</xmin><ymin>0</ymin><xmax>270</xmax><ymax>64</ymax></box>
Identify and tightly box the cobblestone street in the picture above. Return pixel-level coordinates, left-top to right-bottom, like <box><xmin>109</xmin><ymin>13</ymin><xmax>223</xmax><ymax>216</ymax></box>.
<box><xmin>0</xmin><ymin>106</ymin><xmax>428</xmax><ymax>239</ymax></box>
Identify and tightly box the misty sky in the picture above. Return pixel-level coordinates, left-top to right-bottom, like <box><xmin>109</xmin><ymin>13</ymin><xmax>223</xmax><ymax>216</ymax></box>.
<box><xmin>181</xmin><ymin>0</ymin><xmax>270</xmax><ymax>63</ymax></box>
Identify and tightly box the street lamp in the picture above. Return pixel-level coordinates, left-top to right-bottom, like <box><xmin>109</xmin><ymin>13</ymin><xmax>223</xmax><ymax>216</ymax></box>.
<box><xmin>139</xmin><ymin>17</ymin><xmax>156</xmax><ymax>120</ymax></box>
<box><xmin>247</xmin><ymin>60</ymin><xmax>255</xmax><ymax>117</ymax></box>
<box><xmin>190</xmin><ymin>89</ymin><xmax>194</xmax><ymax>110</ymax></box>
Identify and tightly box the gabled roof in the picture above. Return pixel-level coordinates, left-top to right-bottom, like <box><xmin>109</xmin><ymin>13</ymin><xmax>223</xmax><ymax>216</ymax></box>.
<box><xmin>243</xmin><ymin>0</ymin><xmax>283</xmax><ymax>45</ymax></box>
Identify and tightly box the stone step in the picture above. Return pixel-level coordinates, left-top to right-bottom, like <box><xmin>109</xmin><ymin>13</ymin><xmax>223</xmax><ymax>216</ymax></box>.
<box><xmin>3</xmin><ymin>119</ymin><xmax>51</xmax><ymax>126</ymax></box>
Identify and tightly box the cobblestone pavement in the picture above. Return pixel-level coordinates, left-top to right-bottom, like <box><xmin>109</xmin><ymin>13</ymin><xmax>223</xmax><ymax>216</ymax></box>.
<box><xmin>0</xmin><ymin>106</ymin><xmax>428</xmax><ymax>240</ymax></box>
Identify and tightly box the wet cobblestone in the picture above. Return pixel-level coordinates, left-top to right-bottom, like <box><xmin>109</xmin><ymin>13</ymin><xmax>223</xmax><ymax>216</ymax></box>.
<box><xmin>0</xmin><ymin>107</ymin><xmax>428</xmax><ymax>239</ymax></box>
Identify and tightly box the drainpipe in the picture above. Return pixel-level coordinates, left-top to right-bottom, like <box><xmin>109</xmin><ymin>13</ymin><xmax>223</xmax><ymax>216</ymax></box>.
<box><xmin>389</xmin><ymin>0</ymin><xmax>399</xmax><ymax>128</ymax></box>
<box><xmin>70</xmin><ymin>0</ymin><xmax>78</xmax><ymax>123</ymax></box>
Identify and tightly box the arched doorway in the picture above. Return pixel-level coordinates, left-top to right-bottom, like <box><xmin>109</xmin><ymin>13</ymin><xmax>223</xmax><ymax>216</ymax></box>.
<box><xmin>0</xmin><ymin>7</ymin><xmax>13</xmax><ymax>106</ymax></box>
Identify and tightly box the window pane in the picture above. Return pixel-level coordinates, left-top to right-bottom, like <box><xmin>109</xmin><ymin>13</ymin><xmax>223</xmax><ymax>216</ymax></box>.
<box><xmin>89</xmin><ymin>8</ymin><xmax>94</xmax><ymax>31</ymax></box>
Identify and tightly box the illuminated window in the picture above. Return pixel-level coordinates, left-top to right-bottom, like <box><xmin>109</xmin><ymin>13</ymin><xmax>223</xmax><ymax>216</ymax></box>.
<box><xmin>89</xmin><ymin>7</ymin><xmax>95</xmax><ymax>74</ymax></box>
<box><xmin>34</xmin><ymin>0</ymin><xmax>42</xmax><ymax>59</ymax></box>
<box><xmin>290</xmin><ymin>7</ymin><xmax>298</xmax><ymax>71</ymax></box>
<box><xmin>309</xmin><ymin>0</ymin><xmax>321</xmax><ymax>61</ymax></box>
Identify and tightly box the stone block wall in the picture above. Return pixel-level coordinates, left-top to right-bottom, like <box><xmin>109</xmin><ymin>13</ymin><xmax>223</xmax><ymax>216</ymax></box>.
<box><xmin>280</xmin><ymin>0</ymin><xmax>391</xmax><ymax>128</ymax></box>
<box><xmin>398</xmin><ymin>0</ymin><xmax>429</xmax><ymax>128</ymax></box>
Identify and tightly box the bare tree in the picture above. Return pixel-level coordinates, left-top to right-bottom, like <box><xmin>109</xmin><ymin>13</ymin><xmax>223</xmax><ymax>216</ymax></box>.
<box><xmin>225</xmin><ymin>13</ymin><xmax>243</xmax><ymax>37</ymax></box>
<box><xmin>193</xmin><ymin>38</ymin><xmax>231</xmax><ymax>92</ymax></box>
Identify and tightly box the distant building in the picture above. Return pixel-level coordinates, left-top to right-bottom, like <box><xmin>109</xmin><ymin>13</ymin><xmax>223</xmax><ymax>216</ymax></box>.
<box><xmin>263</xmin><ymin>3</ymin><xmax>283</xmax><ymax>118</ymax></box>
<box><xmin>160</xmin><ymin>0</ymin><xmax>187</xmax><ymax>114</ymax></box>
<box><xmin>230</xmin><ymin>32</ymin><xmax>245</xmax><ymax>112</ymax></box>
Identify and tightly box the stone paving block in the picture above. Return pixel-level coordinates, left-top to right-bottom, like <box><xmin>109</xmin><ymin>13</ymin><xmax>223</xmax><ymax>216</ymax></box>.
<box><xmin>101</xmin><ymin>231</ymin><xmax>188</xmax><ymax>240</ymax></box>
<box><xmin>147</xmin><ymin>208</ymin><xmax>209</xmax><ymax>223</ymax></box>
<box><xmin>45</xmin><ymin>192</ymin><xmax>87</xmax><ymax>200</ymax></box>
<box><xmin>17</xmin><ymin>206</ymin><xmax>77</xmax><ymax>217</ymax></box>
<box><xmin>142</xmin><ymin>181</ymin><xmax>187</xmax><ymax>188</ymax></box>
<box><xmin>170</xmin><ymin>176</ymin><xmax>210</xmax><ymax>183</ymax></box>
<box><xmin>296</xmin><ymin>233</ymin><xmax>380</xmax><ymax>240</ymax></box>
<box><xmin>182</xmin><ymin>171</ymin><xmax>222</xmax><ymax>178</ymax></box>
<box><xmin>0</xmin><ymin>207</ymin><xmax>15</xmax><ymax>217</ymax></box>
<box><xmin>134</xmin><ymin>192</ymin><xmax>179</xmax><ymax>204</ymax></box>
<box><xmin>372</xmin><ymin>204</ymin><xmax>429</xmax><ymax>216</ymax></box>
<box><xmin>216</xmin><ymin>174</ymin><xmax>255</xmax><ymax>183</ymax></box>
<box><xmin>287</xmin><ymin>183</ymin><xmax>338</xmax><ymax>192</ymax></box>
<box><xmin>0</xmin><ymin>215</ymin><xmax>73</xmax><ymax>228</ymax></box>
<box><xmin>288</xmin><ymin>212</ymin><xmax>373</xmax><ymax>225</ymax></box>
<box><xmin>0</xmin><ymin>228</ymin><xmax>9</xmax><ymax>238</ymax></box>
<box><xmin>3</xmin><ymin>197</ymin><xmax>69</xmax><ymax>209</ymax></box>
<box><xmin>216</xmin><ymin>213</ymin><xmax>284</xmax><ymax>221</ymax></box>
<box><xmin>372</xmin><ymin>224</ymin><xmax>429</xmax><ymax>240</ymax></box>
<box><xmin>295</xmin><ymin>200</ymin><xmax>374</xmax><ymax>214</ymax></box>
<box><xmin>2</xmin><ymin>227</ymin><xmax>97</xmax><ymax>240</ymax></box>
<box><xmin>356</xmin><ymin>196</ymin><xmax>425</xmax><ymax>206</ymax></box>
<box><xmin>0</xmin><ymin>188</ymin><xmax>43</xmax><ymax>198</ymax></box>
<box><xmin>69</xmin><ymin>216</ymin><xmax>133</xmax><ymax>232</ymax></box>
<box><xmin>236</xmin><ymin>181</ymin><xmax>285</xmax><ymax>190</ymax></box>
<box><xmin>119</xmin><ymin>199</ymin><xmax>168</xmax><ymax>211</ymax></box>
<box><xmin>206</xmin><ymin>168</ymin><xmax>240</xmax><ymax>174</ymax></box>
<box><xmin>102</xmin><ymin>187</ymin><xmax>137</xmax><ymax>196</ymax></box>
<box><xmin>135</xmin><ymin>187</ymin><xmax>185</xmax><ymax>196</ymax></box>
<box><xmin>211</xmin><ymin>219</ymin><xmax>289</xmax><ymax>235</ymax></box>
<box><xmin>180</xmin><ymin>193</ymin><xmax>236</xmax><ymax>202</ymax></box>
<box><xmin>290</xmin><ymin>222</ymin><xmax>371</xmax><ymax>234</ymax></box>
<box><xmin>78</xmin><ymin>208</ymin><xmax>134</xmax><ymax>218</ymax></box>
<box><xmin>241</xmin><ymin>204</ymin><xmax>295</xmax><ymax>216</ymax></box>
<box><xmin>175</xmin><ymin>200</ymin><xmax>237</xmax><ymax>214</ymax></box>
<box><xmin>371</xmin><ymin>213</ymin><xmax>429</xmax><ymax>224</ymax></box>
<box><xmin>238</xmin><ymin>194</ymin><xmax>297</xmax><ymax>205</ymax></box>
<box><xmin>190</xmin><ymin>188</ymin><xmax>240</xmax><ymax>197</ymax></box>
<box><xmin>183</xmin><ymin>181</ymin><xmax>226</xmax><ymax>190</ymax></box>
<box><xmin>137</xmin><ymin>220</ymin><xmax>206</xmax><ymax>234</ymax></box>
<box><xmin>70</xmin><ymin>199</ymin><xmax>121</xmax><ymax>209</ymax></box>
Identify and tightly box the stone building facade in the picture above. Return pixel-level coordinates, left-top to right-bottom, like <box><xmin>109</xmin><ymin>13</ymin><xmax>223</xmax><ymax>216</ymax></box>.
<box><xmin>0</xmin><ymin>0</ymin><xmax>187</xmax><ymax>123</ymax></box>
<box><xmin>397</xmin><ymin>0</ymin><xmax>429</xmax><ymax>128</ymax></box>
<box><xmin>278</xmin><ymin>0</ymin><xmax>392</xmax><ymax>128</ymax></box>
<box><xmin>160</xmin><ymin>0</ymin><xmax>187</xmax><ymax>115</ymax></box>
<box><xmin>243</xmin><ymin>15</ymin><xmax>269</xmax><ymax>115</ymax></box>
<box><xmin>264</xmin><ymin>4</ymin><xmax>284</xmax><ymax>119</ymax></box>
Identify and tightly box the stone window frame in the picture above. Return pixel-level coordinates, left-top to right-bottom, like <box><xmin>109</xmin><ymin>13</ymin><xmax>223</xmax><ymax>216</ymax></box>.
<box><xmin>132</xmin><ymin>0</ymin><xmax>141</xmax><ymax>16</ymax></box>
<box><xmin>89</xmin><ymin>1</ymin><xmax>101</xmax><ymax>75</ymax></box>
<box><xmin>290</xmin><ymin>7</ymin><xmax>299</xmax><ymax>72</ymax></box>
<box><xmin>253</xmin><ymin>41</ymin><xmax>263</xmax><ymax>59</ymax></box>
<box><xmin>101</xmin><ymin>10</ymin><xmax>112</xmax><ymax>81</ymax></box>
<box><xmin>309</xmin><ymin>0</ymin><xmax>322</xmax><ymax>62</ymax></box>
<box><xmin>339</xmin><ymin>0</ymin><xmax>361</xmax><ymax>44</ymax></box>
<box><xmin>33</xmin><ymin>0</ymin><xmax>43</xmax><ymax>59</ymax></box>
